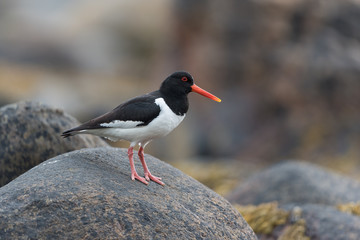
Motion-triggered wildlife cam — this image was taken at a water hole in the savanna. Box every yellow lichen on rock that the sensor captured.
[235,202,311,239]
[234,202,289,234]
[337,202,360,216]
[278,219,310,240]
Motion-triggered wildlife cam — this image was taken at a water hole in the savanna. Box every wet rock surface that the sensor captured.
[227,161,360,205]
[0,147,256,240]
[0,101,108,187]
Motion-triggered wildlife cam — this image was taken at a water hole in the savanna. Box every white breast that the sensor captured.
[151,98,185,135]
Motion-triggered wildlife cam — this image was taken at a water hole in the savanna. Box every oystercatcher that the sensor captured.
[62,71,221,185]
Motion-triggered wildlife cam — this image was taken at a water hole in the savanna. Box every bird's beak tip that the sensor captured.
[191,84,221,103]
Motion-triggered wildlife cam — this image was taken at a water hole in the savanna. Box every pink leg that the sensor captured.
[128,147,148,185]
[138,147,165,185]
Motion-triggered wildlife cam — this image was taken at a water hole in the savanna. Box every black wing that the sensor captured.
[62,91,161,137]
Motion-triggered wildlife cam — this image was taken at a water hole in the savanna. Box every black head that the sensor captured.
[160,71,221,103]
[160,71,194,97]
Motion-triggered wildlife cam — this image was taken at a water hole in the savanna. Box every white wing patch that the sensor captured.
[100,120,144,128]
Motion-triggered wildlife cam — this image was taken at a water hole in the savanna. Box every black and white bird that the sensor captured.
[62,71,221,185]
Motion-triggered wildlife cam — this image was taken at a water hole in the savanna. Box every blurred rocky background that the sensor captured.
[1,0,360,195]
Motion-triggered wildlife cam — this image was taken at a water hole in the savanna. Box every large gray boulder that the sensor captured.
[228,161,360,239]
[286,204,360,240]
[245,203,360,240]
[227,161,360,205]
[0,147,256,239]
[0,101,108,186]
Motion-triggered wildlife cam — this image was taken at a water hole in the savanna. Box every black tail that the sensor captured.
[62,122,93,138]
[61,129,76,138]
[61,126,84,138]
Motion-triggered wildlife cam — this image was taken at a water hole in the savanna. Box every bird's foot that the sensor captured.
[131,172,149,185]
[145,172,165,186]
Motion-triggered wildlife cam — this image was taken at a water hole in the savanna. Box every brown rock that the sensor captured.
[0,147,256,239]
[0,101,108,187]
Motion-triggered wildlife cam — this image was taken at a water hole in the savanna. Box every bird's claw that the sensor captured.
[145,172,165,186]
[131,173,149,185]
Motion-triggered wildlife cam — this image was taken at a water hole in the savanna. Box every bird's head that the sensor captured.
[160,71,221,102]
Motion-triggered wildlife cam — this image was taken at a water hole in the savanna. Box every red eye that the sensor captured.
[181,77,188,82]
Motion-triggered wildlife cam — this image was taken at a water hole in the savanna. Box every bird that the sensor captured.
[62,71,221,185]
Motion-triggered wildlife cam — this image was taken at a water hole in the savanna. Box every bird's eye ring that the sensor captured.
[181,77,188,82]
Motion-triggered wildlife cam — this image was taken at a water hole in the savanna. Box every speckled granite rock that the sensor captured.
[0,147,256,240]
[227,161,360,205]
[0,101,108,187]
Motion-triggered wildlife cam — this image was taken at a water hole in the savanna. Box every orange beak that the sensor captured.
[191,84,221,102]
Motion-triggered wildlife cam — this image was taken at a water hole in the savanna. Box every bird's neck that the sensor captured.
[160,91,189,116]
